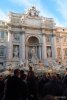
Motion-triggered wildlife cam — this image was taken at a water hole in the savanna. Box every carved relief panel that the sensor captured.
[46,36,51,42]
[13,33,20,41]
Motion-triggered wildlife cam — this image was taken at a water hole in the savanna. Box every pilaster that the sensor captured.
[60,36,64,61]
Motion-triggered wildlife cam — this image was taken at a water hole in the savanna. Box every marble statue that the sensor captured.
[31,47,38,64]
[13,46,19,57]
[47,47,52,57]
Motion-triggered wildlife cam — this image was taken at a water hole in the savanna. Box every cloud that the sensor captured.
[56,0,67,20]
[36,4,63,27]
[0,9,6,20]
[9,0,34,6]
[52,0,67,27]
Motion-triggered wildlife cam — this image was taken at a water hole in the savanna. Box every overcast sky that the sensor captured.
[0,0,67,27]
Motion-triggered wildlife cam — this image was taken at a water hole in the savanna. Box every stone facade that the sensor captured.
[0,6,67,68]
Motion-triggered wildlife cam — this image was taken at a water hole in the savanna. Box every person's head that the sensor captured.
[14,69,20,77]
[29,66,32,71]
[42,95,58,100]
[20,70,24,76]
[0,75,3,81]
[20,70,25,79]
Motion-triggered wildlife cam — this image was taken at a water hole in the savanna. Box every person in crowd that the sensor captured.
[0,75,5,100]
[1,67,67,100]
[43,75,63,96]
[63,88,67,100]
[27,66,38,100]
[28,66,34,77]
[4,69,22,100]
[20,70,28,100]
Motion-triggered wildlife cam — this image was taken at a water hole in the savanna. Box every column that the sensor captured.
[51,34,56,60]
[7,31,13,60]
[42,34,47,61]
[21,32,25,61]
[39,45,42,59]
[25,46,28,60]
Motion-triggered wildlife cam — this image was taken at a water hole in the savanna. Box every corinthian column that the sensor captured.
[39,45,42,59]
[21,32,25,61]
[7,31,12,60]
[51,34,56,59]
[42,34,47,61]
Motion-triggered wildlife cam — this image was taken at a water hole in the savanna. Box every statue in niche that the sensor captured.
[31,47,38,64]
[13,46,19,57]
[47,47,52,57]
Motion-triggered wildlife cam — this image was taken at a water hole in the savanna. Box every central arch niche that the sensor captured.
[28,36,39,45]
[27,36,40,60]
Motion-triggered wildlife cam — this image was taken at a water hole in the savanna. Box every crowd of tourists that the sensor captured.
[0,66,67,100]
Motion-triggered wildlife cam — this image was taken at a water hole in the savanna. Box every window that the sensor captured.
[1,31,4,38]
[0,62,3,66]
[63,29,64,31]
[0,47,4,56]
[0,31,4,38]
[0,31,8,38]
[64,48,67,56]
[64,37,67,42]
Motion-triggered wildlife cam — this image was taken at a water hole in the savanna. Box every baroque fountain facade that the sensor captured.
[0,6,67,72]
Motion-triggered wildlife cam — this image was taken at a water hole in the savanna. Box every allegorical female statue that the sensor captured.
[13,46,19,57]
[47,47,52,57]
[31,47,38,64]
